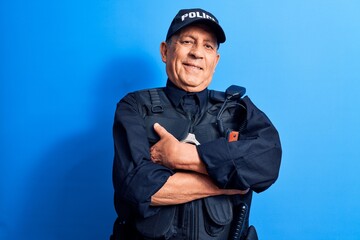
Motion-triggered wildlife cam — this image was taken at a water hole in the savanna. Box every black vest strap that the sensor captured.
[149,89,164,113]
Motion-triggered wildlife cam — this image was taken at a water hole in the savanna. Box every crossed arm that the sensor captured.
[149,123,248,206]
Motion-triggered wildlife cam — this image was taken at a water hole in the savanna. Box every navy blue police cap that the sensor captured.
[166,8,226,44]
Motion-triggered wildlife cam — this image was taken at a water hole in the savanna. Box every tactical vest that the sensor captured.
[131,86,253,240]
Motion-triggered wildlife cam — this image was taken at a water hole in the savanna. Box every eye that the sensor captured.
[180,40,194,45]
[205,44,214,50]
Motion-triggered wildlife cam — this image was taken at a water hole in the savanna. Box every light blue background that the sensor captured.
[1,1,359,239]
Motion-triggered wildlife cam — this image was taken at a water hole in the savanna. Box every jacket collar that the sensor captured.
[164,80,208,111]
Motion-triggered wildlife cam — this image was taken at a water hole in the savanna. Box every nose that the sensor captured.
[189,44,204,59]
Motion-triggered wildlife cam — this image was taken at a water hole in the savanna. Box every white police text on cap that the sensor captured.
[181,11,216,22]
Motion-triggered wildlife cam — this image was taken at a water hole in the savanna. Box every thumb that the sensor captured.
[153,123,169,138]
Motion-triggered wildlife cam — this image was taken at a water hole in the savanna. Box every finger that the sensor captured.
[150,146,156,157]
[153,123,169,138]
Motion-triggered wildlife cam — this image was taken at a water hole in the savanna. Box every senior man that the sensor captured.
[110,8,282,240]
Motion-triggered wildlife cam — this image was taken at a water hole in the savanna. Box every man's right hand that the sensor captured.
[150,123,207,174]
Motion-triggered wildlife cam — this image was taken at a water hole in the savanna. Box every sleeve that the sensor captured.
[112,93,174,218]
[197,96,282,193]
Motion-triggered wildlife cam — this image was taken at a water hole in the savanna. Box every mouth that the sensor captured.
[183,62,203,71]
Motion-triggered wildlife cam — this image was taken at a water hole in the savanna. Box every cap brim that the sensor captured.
[196,19,226,43]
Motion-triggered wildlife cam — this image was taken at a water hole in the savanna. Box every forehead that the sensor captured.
[177,24,217,42]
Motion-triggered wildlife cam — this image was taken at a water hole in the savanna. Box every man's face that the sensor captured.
[160,24,220,92]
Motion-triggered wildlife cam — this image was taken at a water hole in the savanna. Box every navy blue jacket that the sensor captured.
[112,81,282,219]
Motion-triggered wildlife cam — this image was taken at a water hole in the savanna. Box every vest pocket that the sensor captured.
[203,195,233,237]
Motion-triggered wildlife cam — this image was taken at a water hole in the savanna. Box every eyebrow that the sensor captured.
[180,34,217,45]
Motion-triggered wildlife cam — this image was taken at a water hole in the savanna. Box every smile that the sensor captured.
[183,63,203,70]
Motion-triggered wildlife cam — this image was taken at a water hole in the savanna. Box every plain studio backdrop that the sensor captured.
[1,1,359,239]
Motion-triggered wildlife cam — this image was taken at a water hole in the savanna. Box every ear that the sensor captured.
[160,42,168,63]
[215,53,220,66]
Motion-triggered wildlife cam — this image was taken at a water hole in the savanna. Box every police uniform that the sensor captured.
[110,8,282,240]
[111,80,282,239]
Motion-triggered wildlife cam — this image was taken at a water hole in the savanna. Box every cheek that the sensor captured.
[173,59,184,74]
[206,61,218,74]
[166,57,181,79]
[209,54,219,68]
